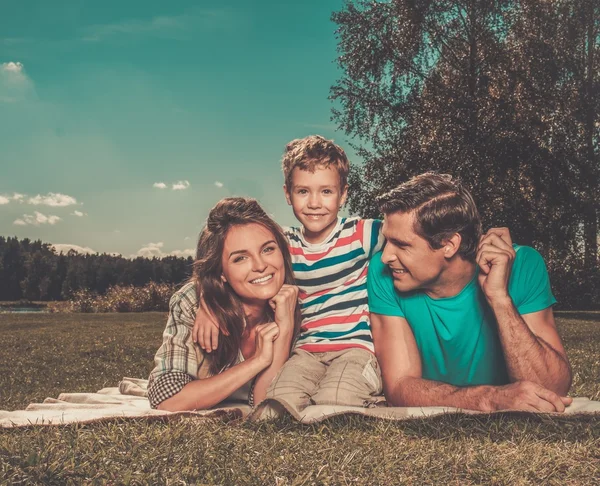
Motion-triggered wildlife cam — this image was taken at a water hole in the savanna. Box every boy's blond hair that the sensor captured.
[281,135,349,189]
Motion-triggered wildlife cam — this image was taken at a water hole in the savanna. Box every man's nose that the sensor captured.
[381,243,396,264]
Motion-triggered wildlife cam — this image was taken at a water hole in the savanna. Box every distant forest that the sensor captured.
[0,236,193,301]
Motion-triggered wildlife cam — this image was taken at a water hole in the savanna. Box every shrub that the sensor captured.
[54,282,177,313]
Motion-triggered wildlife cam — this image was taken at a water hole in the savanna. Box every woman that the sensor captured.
[148,197,300,411]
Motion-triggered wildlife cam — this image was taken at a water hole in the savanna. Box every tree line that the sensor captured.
[331,0,599,309]
[0,236,193,302]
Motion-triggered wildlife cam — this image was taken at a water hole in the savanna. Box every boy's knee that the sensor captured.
[312,351,383,407]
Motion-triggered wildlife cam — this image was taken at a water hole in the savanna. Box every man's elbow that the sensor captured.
[383,377,415,407]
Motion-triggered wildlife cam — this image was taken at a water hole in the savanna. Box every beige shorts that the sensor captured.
[266,347,383,412]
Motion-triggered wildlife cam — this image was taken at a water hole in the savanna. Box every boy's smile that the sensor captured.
[284,165,348,245]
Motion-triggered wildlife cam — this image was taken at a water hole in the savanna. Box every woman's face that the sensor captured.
[221,223,286,306]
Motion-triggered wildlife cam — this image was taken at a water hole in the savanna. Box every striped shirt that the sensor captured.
[285,217,384,353]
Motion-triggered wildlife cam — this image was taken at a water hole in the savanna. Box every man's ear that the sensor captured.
[340,184,349,207]
[443,233,462,259]
[283,184,292,205]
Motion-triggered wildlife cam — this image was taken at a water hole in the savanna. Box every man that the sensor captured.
[368,173,572,412]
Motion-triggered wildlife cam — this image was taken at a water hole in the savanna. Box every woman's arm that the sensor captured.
[157,353,269,411]
[251,284,298,404]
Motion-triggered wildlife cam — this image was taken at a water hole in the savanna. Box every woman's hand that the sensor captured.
[268,284,299,335]
[253,322,280,368]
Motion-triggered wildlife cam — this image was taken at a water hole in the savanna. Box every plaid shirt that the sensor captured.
[147,282,213,408]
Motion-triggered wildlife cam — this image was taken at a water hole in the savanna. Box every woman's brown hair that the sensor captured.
[193,197,300,374]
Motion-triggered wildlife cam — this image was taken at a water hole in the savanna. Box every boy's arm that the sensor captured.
[371,313,571,412]
[192,297,221,352]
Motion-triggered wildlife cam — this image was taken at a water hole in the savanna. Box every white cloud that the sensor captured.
[214,181,224,188]
[153,182,167,189]
[172,180,190,190]
[131,242,195,259]
[52,243,97,255]
[0,195,9,205]
[1,62,24,74]
[71,210,86,217]
[12,193,25,202]
[13,211,61,226]
[0,61,35,103]
[28,192,78,207]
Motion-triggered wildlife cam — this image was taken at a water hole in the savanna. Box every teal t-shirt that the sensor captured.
[367,245,557,387]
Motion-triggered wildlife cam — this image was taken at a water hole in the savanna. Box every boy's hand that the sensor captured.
[192,297,221,352]
[269,284,298,335]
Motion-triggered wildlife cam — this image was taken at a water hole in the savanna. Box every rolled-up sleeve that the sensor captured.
[147,283,205,409]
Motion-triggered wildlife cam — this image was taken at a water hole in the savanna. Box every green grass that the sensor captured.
[1,312,599,485]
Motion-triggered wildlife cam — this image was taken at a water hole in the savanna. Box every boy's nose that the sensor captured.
[307,193,321,208]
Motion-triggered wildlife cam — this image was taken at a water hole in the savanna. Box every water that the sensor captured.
[0,307,48,314]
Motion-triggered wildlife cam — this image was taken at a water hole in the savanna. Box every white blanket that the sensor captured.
[2,378,599,428]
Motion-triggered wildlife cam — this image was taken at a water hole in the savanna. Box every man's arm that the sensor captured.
[489,303,572,395]
[370,313,571,412]
[477,229,572,395]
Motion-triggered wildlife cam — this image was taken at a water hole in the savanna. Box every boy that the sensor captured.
[194,135,384,412]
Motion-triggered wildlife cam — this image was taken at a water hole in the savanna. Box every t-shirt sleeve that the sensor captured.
[509,245,557,315]
[367,250,406,317]
[362,219,385,257]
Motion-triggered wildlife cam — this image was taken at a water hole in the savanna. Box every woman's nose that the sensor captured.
[252,255,268,272]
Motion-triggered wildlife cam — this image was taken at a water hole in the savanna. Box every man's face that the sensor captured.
[381,211,447,293]
[284,165,347,244]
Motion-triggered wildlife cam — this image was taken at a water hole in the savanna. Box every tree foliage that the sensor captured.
[0,236,193,302]
[332,0,599,308]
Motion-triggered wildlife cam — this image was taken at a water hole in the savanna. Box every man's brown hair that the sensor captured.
[281,135,349,189]
[377,173,482,261]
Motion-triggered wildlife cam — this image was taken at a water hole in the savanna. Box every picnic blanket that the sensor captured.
[2,378,600,428]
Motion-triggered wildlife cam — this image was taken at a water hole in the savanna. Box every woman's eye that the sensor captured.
[233,256,247,263]
[263,246,276,254]
[297,189,308,195]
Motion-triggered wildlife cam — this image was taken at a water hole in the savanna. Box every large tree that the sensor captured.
[331,0,599,279]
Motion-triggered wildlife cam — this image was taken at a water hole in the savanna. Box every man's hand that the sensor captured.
[192,298,221,352]
[268,284,298,335]
[483,380,572,412]
[477,227,516,304]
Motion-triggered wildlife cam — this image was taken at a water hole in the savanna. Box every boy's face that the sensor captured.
[284,165,348,244]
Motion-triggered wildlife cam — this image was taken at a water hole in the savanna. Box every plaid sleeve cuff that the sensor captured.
[148,371,194,409]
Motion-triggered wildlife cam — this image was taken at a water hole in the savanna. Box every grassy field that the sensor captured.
[0,312,599,485]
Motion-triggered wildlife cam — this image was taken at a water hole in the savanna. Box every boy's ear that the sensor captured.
[283,184,292,205]
[340,184,349,207]
[443,233,461,259]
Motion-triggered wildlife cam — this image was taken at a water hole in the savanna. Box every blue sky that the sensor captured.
[0,0,356,258]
